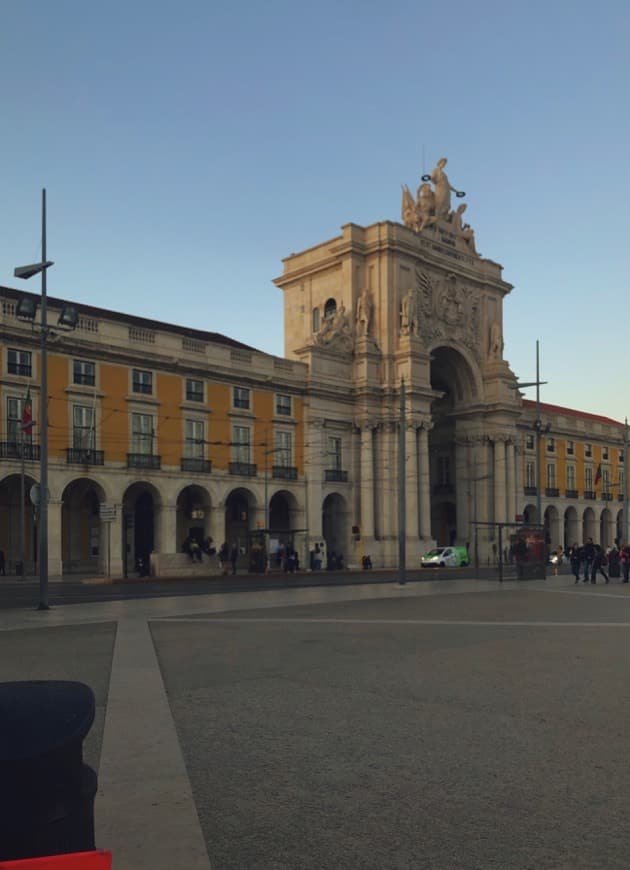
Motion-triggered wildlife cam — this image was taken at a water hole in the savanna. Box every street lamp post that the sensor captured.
[14,190,77,610]
[14,190,54,610]
[513,340,549,526]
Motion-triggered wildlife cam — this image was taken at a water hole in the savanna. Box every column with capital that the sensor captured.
[418,423,432,541]
[156,504,177,555]
[405,423,419,541]
[493,437,506,526]
[48,499,63,576]
[377,421,396,546]
[307,417,325,545]
[506,440,516,524]
[360,423,375,540]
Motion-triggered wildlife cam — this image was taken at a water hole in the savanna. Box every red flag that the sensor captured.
[21,387,33,432]
[594,463,602,486]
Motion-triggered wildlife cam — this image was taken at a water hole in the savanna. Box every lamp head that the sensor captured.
[15,297,39,321]
[57,304,79,330]
[14,261,54,280]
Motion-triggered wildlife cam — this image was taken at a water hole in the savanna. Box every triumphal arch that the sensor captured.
[275,158,522,567]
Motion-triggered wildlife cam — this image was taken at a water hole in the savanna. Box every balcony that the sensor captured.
[325,469,348,483]
[66,448,104,466]
[180,457,212,473]
[229,461,257,476]
[584,490,596,500]
[0,441,40,461]
[524,485,537,496]
[127,453,161,470]
[272,465,297,480]
[601,492,613,501]
[545,487,559,498]
[565,489,578,498]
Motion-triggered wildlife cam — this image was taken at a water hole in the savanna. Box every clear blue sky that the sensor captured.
[1,0,628,419]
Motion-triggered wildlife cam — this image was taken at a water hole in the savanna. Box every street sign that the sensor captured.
[100,504,117,522]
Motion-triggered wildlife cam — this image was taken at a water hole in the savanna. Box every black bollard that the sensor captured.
[0,680,98,861]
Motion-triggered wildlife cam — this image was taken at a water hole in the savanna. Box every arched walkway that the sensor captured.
[544,505,560,551]
[61,477,107,574]
[600,508,614,549]
[224,488,257,569]
[176,485,211,549]
[582,507,596,544]
[564,506,579,550]
[122,482,163,577]
[0,472,38,575]
[322,492,349,569]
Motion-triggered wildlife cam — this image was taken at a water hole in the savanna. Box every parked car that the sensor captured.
[421,546,469,568]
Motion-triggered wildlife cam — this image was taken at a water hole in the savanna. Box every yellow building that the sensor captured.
[0,286,306,576]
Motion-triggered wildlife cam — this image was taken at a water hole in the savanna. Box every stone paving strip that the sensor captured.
[96,617,212,870]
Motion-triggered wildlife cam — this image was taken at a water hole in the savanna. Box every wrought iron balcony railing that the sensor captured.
[181,457,212,473]
[229,461,257,476]
[0,441,40,461]
[565,489,578,498]
[127,453,161,469]
[66,448,104,466]
[584,490,596,500]
[324,469,348,482]
[524,485,537,496]
[545,487,559,497]
[272,465,297,480]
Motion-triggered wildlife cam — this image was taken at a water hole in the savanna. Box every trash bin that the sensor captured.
[0,681,98,861]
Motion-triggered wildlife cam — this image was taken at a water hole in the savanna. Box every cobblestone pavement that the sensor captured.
[2,577,630,869]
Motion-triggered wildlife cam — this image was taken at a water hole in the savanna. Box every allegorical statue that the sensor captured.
[400,288,418,336]
[400,156,478,256]
[356,288,373,338]
[489,321,503,359]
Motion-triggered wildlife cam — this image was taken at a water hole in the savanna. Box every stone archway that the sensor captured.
[429,344,482,547]
[564,506,579,550]
[600,508,613,549]
[61,477,107,574]
[322,492,349,568]
[224,488,257,568]
[616,509,624,546]
[122,482,162,577]
[176,485,211,549]
[0,472,38,575]
[544,505,560,550]
[522,503,537,525]
[582,507,596,544]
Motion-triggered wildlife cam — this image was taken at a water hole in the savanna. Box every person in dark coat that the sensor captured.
[569,543,581,585]
[591,544,609,584]
[620,543,630,583]
[230,544,238,575]
[583,538,596,583]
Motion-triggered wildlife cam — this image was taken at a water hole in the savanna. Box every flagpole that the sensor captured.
[19,427,25,579]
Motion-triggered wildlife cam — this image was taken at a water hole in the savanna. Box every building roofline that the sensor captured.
[0,284,257,352]
[523,398,623,428]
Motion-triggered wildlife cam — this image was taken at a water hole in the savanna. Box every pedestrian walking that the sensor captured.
[219,542,229,575]
[620,543,630,583]
[590,544,609,584]
[569,543,581,584]
[230,544,238,575]
[583,537,596,583]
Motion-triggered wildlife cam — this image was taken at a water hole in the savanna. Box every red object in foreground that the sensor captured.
[0,851,111,869]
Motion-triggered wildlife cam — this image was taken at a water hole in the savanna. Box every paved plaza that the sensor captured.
[2,577,630,869]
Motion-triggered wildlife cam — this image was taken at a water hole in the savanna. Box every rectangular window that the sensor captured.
[567,465,576,489]
[274,430,292,466]
[132,369,153,395]
[526,462,535,487]
[8,349,32,377]
[546,463,556,488]
[603,446,609,460]
[620,450,625,464]
[131,413,153,454]
[233,426,250,463]
[6,396,31,444]
[275,394,292,416]
[567,440,574,456]
[184,419,204,459]
[585,466,593,490]
[585,443,592,458]
[233,387,250,410]
[438,455,451,486]
[546,437,555,453]
[328,436,342,471]
[525,434,534,450]
[602,468,610,492]
[185,378,203,403]
[73,359,95,386]
[73,405,95,450]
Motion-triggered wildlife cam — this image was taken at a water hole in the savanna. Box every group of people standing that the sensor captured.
[567,538,630,585]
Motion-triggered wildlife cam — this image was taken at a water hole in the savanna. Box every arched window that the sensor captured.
[324,298,337,320]
[312,307,320,333]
